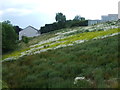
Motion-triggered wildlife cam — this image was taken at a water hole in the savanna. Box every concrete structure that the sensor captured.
[19,26,40,40]
[101,14,118,22]
[101,15,109,22]
[88,14,118,25]
[88,20,101,26]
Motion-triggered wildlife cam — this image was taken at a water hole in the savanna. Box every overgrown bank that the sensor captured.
[2,35,119,88]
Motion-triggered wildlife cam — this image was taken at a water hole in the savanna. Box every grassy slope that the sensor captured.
[2,28,119,60]
[2,34,119,88]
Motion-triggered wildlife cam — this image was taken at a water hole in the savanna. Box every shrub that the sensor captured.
[98,29,104,31]
[22,36,29,43]
[85,29,89,32]
[57,79,73,88]
[92,68,104,84]
[75,80,92,88]
[40,20,88,34]
[24,74,37,82]
[47,77,64,88]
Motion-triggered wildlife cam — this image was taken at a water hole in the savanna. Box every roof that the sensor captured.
[23,26,39,31]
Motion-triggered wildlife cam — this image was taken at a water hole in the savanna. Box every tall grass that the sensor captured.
[2,35,119,88]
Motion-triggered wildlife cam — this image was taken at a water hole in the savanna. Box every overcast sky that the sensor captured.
[0,0,119,29]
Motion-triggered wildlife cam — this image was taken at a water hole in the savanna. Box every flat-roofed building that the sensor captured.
[88,20,101,26]
[101,14,118,22]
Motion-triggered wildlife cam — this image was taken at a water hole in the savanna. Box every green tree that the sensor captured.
[73,15,81,21]
[55,12,66,22]
[2,21,18,53]
[81,17,85,21]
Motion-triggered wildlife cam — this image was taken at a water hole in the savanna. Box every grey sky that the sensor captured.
[0,0,119,29]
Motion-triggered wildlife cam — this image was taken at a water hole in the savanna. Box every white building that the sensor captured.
[108,14,118,21]
[88,14,118,25]
[101,15,109,22]
[88,20,101,26]
[101,14,118,22]
[19,26,40,40]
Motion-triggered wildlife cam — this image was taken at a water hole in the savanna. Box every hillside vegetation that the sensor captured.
[2,21,120,88]
[2,35,119,88]
[2,21,119,61]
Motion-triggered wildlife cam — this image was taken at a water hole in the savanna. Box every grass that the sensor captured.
[59,28,119,41]
[2,28,120,61]
[2,34,119,88]
[2,48,31,60]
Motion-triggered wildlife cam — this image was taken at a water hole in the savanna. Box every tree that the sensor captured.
[81,17,85,21]
[13,26,22,40]
[73,15,81,21]
[13,26,22,35]
[55,12,66,22]
[2,21,18,53]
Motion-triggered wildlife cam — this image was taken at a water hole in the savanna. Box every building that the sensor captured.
[19,26,40,40]
[101,15,109,22]
[108,14,118,21]
[88,20,101,26]
[101,14,118,22]
[88,14,118,25]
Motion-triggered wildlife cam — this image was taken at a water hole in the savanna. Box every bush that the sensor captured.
[22,36,29,43]
[40,22,66,34]
[70,20,88,27]
[85,29,89,32]
[40,20,88,34]
[98,29,103,31]
[92,68,104,86]
[75,80,92,88]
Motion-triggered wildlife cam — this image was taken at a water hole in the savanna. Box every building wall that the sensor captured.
[88,20,100,26]
[19,26,40,40]
[108,14,118,21]
[101,14,118,22]
[101,16,109,22]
